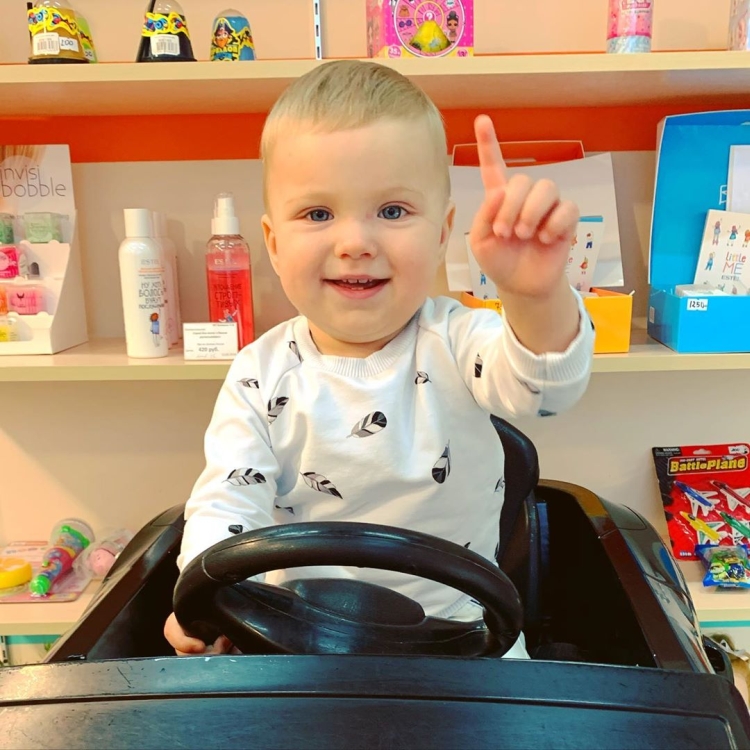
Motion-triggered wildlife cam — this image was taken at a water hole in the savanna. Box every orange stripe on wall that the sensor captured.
[2,98,749,162]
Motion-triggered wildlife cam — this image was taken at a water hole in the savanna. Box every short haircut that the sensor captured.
[261,60,449,204]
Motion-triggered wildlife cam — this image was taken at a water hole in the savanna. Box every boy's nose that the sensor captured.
[334,222,377,259]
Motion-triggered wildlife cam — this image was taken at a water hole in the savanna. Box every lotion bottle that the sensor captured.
[152,211,181,347]
[119,208,168,359]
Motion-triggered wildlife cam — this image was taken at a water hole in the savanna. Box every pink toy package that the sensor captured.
[367,0,474,59]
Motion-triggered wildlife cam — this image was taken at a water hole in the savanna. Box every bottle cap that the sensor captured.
[123,208,153,239]
[29,573,51,596]
[212,192,240,236]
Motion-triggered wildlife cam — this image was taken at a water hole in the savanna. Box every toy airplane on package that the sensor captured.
[652,443,750,561]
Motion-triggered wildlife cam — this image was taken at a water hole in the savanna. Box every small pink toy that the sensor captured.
[367,0,473,59]
[79,529,134,578]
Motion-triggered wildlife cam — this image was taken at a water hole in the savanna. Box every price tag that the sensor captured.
[686,298,709,312]
[183,323,239,360]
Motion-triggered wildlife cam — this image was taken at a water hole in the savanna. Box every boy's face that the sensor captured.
[262,117,454,357]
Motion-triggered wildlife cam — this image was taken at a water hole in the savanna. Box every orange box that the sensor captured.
[460,288,633,354]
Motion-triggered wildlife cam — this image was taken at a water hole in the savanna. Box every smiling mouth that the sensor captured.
[326,277,389,290]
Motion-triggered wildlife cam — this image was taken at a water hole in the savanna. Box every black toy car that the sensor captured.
[1,419,748,749]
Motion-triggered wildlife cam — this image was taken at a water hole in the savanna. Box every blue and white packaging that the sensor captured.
[648,110,750,353]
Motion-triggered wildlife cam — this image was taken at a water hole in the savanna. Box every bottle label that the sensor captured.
[210,16,256,61]
[28,6,86,61]
[608,0,653,39]
[142,12,192,39]
[151,35,180,57]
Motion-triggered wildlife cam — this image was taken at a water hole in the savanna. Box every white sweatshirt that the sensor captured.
[178,295,594,618]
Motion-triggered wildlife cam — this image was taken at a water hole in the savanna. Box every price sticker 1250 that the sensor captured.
[686,298,709,312]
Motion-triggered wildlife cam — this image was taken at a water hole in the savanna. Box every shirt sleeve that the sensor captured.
[446,291,595,419]
[177,351,281,572]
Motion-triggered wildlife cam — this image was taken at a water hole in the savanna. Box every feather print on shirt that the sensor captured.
[301,472,343,499]
[495,476,505,493]
[238,378,259,389]
[415,371,430,385]
[474,355,483,378]
[274,504,295,515]
[348,411,387,438]
[288,340,302,362]
[267,397,289,424]
[225,469,267,486]
[432,442,451,484]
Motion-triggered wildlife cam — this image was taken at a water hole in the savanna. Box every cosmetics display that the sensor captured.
[0,145,87,355]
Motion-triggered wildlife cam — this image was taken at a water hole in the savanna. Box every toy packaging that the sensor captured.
[367,0,474,59]
[693,209,750,295]
[697,544,750,588]
[653,443,750,561]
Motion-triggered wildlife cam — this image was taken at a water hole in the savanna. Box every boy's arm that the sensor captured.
[446,291,593,419]
[177,353,282,572]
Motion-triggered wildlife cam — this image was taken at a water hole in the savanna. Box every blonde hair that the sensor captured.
[261,60,449,203]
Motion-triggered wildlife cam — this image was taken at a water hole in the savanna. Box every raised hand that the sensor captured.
[468,115,579,300]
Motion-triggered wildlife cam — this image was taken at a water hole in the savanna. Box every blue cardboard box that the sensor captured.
[649,110,750,353]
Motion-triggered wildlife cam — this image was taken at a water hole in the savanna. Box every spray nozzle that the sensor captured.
[212,192,240,236]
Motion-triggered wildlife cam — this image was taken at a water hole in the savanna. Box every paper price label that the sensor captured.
[686,298,709,312]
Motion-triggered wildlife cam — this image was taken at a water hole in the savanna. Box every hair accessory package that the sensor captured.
[0,145,88,355]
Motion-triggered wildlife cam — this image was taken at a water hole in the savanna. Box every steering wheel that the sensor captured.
[173,523,524,657]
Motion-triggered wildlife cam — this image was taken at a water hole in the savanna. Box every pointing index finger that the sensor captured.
[474,115,507,192]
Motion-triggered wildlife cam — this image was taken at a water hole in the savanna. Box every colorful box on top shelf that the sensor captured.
[367,0,473,58]
[649,111,750,353]
[460,289,633,354]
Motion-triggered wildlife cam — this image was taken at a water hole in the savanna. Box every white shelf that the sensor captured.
[0,328,750,383]
[2,52,750,116]
[0,325,749,382]
[0,339,230,382]
[0,582,98,637]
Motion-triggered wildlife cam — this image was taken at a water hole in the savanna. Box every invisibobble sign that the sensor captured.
[210,10,256,61]
[136,0,196,62]
[27,2,87,64]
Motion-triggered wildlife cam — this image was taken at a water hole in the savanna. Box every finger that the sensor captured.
[471,187,505,239]
[515,179,560,240]
[538,200,580,245]
[164,613,207,654]
[474,115,507,192]
[495,174,533,238]
[210,636,235,654]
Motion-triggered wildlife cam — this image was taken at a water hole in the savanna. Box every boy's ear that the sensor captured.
[438,200,456,262]
[261,214,280,276]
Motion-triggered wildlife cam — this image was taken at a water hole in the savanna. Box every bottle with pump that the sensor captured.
[118,209,168,359]
[206,193,254,349]
[152,212,181,347]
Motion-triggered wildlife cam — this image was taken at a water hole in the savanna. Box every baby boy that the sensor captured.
[165,60,594,657]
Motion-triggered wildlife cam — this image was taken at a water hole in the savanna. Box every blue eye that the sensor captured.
[307,209,332,222]
[379,205,406,220]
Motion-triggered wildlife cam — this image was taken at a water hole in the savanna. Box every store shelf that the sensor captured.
[0,582,98,637]
[0,324,749,382]
[2,51,750,117]
[0,339,230,382]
